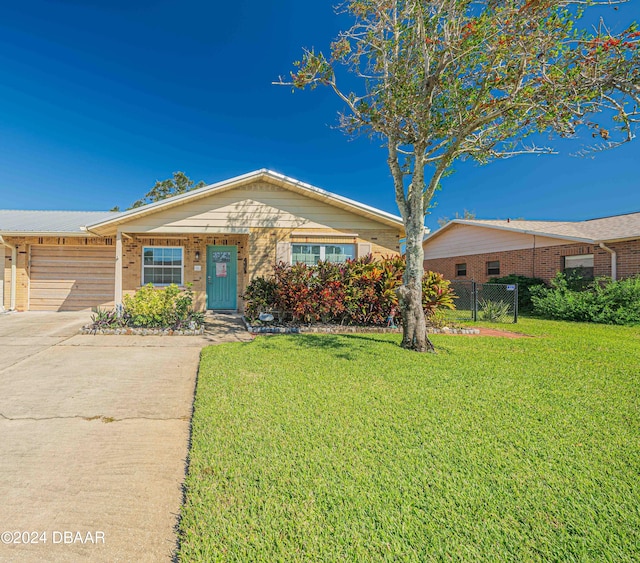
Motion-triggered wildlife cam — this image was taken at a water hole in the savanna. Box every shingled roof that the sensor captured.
[427,211,640,244]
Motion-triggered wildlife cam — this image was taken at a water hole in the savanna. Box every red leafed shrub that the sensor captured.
[243,255,456,325]
[272,262,347,323]
[422,270,456,315]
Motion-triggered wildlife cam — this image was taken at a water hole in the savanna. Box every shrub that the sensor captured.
[530,273,640,325]
[479,299,512,322]
[342,256,402,325]
[123,284,181,327]
[90,284,204,330]
[90,307,125,329]
[243,256,456,326]
[269,262,347,324]
[243,277,278,321]
[423,270,456,315]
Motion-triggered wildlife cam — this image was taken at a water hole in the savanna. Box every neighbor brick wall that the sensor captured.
[424,239,640,283]
[611,239,640,279]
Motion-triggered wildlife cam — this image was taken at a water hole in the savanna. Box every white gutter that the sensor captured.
[598,242,617,281]
[0,236,17,311]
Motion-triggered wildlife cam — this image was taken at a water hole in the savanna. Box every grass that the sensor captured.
[177,318,640,562]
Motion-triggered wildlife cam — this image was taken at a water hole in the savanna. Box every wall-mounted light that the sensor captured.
[195,251,200,262]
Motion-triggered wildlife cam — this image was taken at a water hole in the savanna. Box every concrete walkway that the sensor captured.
[0,312,251,562]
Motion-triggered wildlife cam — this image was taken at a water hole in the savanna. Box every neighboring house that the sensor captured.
[1,170,404,312]
[423,212,640,284]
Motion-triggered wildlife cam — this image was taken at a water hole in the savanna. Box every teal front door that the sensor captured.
[206,245,238,310]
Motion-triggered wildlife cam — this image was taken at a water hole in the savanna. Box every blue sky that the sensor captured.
[0,0,638,231]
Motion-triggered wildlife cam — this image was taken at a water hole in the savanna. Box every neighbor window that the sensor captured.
[455,263,467,277]
[487,260,500,276]
[291,244,355,266]
[142,247,183,285]
[564,254,594,279]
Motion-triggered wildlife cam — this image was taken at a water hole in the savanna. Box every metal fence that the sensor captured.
[447,281,518,323]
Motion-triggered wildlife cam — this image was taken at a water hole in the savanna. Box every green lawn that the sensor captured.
[177,319,640,562]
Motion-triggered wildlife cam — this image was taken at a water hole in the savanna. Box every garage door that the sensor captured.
[30,245,115,311]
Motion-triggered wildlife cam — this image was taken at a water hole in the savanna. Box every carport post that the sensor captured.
[0,236,17,311]
[115,230,123,313]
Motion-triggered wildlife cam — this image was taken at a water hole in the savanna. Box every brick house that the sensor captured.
[423,212,640,284]
[1,170,404,312]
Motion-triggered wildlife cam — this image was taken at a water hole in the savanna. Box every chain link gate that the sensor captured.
[448,281,518,323]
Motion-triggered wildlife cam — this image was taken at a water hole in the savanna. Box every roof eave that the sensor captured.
[423,219,594,245]
[598,235,640,243]
[0,230,99,237]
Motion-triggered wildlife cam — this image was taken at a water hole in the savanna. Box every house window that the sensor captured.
[487,260,500,276]
[564,254,594,279]
[455,263,467,277]
[142,247,183,285]
[291,244,355,266]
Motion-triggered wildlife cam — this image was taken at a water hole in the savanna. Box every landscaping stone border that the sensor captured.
[80,326,205,336]
[242,317,479,335]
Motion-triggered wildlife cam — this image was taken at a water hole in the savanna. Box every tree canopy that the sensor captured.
[279,0,639,351]
[437,209,476,228]
[129,171,206,209]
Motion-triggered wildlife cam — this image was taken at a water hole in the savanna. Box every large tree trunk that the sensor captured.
[397,225,435,353]
[388,142,435,352]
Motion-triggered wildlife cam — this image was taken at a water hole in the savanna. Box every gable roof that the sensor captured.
[424,211,640,246]
[0,210,119,235]
[86,169,404,234]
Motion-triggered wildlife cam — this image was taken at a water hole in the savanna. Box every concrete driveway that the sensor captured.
[0,311,251,562]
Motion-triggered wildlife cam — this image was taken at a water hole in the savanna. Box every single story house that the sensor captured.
[423,211,640,284]
[1,170,404,312]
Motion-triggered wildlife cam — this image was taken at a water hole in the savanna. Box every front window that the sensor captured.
[291,244,355,266]
[142,247,183,285]
[564,254,594,279]
[455,263,467,277]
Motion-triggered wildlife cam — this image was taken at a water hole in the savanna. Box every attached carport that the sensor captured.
[0,210,119,312]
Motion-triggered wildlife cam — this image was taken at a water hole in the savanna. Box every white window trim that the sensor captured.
[141,246,185,287]
[291,243,356,265]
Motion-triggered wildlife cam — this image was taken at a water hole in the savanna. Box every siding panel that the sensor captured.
[118,184,388,233]
[424,224,572,259]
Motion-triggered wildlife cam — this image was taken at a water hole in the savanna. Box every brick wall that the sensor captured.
[122,235,248,311]
[424,239,640,283]
[613,239,640,279]
[3,227,402,312]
